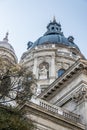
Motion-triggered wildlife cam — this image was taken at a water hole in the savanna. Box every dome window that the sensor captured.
[72,52,76,55]
[58,69,65,77]
[56,27,58,31]
[52,27,54,30]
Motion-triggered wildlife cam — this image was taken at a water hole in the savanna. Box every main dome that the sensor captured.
[27,18,80,51]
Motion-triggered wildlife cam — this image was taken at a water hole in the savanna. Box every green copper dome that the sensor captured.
[27,18,80,51]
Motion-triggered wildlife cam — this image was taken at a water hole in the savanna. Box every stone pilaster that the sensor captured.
[51,54,55,78]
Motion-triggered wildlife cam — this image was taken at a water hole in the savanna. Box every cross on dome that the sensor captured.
[3,32,9,42]
[45,17,62,36]
[53,16,56,22]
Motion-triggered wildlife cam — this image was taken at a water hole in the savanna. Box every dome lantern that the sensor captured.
[45,17,62,36]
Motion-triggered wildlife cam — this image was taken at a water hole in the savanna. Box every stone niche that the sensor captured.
[38,62,49,80]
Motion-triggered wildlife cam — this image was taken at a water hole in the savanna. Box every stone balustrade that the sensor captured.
[32,98,80,123]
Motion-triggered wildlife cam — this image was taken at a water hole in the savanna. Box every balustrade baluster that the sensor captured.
[38,100,80,123]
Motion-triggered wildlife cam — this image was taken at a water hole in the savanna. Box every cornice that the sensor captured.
[20,101,85,130]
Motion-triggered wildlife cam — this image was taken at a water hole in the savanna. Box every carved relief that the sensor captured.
[56,62,69,71]
[72,87,87,103]
[63,64,69,70]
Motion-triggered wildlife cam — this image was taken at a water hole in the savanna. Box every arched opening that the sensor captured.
[58,69,65,77]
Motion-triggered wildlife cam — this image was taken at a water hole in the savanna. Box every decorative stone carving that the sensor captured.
[68,36,74,43]
[30,83,37,96]
[27,41,33,49]
[72,87,87,103]
[63,64,69,70]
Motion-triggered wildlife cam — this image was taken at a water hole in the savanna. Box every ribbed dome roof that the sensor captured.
[0,32,15,53]
[0,41,15,52]
[0,33,18,64]
[27,18,80,51]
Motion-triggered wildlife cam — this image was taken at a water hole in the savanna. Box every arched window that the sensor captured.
[58,69,65,77]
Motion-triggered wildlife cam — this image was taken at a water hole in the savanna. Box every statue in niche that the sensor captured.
[39,62,49,79]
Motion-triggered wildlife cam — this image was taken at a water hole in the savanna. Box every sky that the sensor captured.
[0,0,87,61]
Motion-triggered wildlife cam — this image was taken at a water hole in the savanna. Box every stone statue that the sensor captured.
[39,65,48,79]
[27,41,33,49]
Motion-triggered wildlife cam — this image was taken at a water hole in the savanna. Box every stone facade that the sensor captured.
[0,19,87,130]
[20,44,84,95]
[20,19,87,129]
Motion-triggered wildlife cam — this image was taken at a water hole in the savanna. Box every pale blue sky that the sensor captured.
[0,0,87,60]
